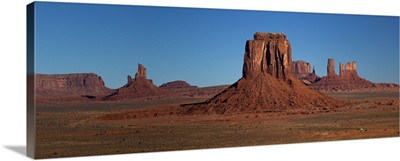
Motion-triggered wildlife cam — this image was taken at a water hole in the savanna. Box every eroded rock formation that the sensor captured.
[327,58,336,76]
[291,60,320,84]
[160,80,198,91]
[104,64,168,100]
[339,63,345,77]
[243,32,292,80]
[135,63,147,79]
[184,32,339,115]
[343,61,358,78]
[292,60,311,79]
[309,59,374,91]
[36,73,115,98]
[160,81,228,98]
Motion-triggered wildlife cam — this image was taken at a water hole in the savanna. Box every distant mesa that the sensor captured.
[292,60,310,79]
[339,61,358,78]
[160,80,198,91]
[160,80,228,98]
[292,60,320,84]
[291,58,398,91]
[184,32,339,115]
[35,62,228,102]
[307,59,390,91]
[104,63,169,101]
[36,73,115,99]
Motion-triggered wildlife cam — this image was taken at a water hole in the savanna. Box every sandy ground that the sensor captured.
[35,91,399,159]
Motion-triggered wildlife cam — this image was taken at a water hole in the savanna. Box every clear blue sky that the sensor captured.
[35,2,399,89]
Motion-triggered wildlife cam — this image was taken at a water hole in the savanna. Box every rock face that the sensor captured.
[104,64,168,100]
[341,61,358,78]
[327,58,336,76]
[36,73,114,98]
[292,60,311,79]
[243,32,292,80]
[339,63,345,77]
[135,63,147,79]
[185,32,338,115]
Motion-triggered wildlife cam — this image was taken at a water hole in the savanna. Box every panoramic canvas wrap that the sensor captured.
[27,2,399,159]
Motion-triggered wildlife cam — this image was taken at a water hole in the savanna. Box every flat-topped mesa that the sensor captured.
[339,61,358,78]
[253,32,287,41]
[135,63,147,79]
[345,61,358,77]
[243,32,292,81]
[159,80,198,91]
[327,58,336,76]
[36,73,115,98]
[292,60,311,79]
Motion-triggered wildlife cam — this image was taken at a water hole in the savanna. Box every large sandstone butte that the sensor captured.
[185,32,338,114]
[309,59,376,91]
[36,73,114,98]
[104,64,169,100]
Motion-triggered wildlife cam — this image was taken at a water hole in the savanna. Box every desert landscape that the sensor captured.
[33,32,399,158]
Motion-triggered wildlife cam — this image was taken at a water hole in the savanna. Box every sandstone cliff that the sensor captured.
[242,32,292,80]
[184,32,339,115]
[341,61,358,78]
[36,73,114,98]
[327,58,336,76]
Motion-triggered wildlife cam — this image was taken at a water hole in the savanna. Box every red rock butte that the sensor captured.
[185,32,339,115]
[104,63,169,100]
[291,58,398,91]
[309,59,377,91]
[292,60,311,79]
[292,60,320,84]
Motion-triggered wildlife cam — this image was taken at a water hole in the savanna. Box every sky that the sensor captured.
[34,2,399,89]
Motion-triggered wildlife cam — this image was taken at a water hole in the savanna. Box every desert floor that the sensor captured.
[35,91,399,159]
